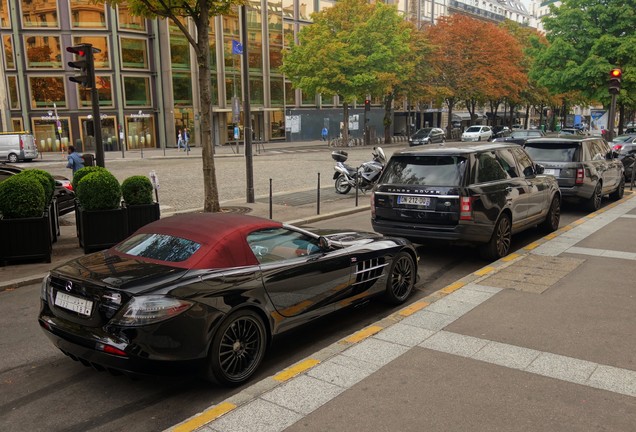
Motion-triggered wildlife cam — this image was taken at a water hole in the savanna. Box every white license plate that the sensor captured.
[398,195,431,206]
[55,292,93,317]
[544,168,559,176]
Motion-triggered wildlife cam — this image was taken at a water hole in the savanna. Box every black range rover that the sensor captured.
[371,143,561,260]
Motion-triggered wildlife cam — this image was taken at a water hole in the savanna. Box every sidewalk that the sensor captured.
[170,193,636,432]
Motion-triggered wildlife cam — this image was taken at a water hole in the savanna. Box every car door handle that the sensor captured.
[505,186,513,192]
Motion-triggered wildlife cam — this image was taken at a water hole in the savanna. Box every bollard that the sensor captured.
[355,166,359,207]
[317,173,321,215]
[269,178,273,219]
[631,160,635,191]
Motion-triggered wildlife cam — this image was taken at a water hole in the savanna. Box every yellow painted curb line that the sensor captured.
[440,281,465,294]
[274,358,321,382]
[544,233,559,240]
[172,402,237,432]
[524,242,540,251]
[474,266,495,276]
[343,325,383,344]
[399,301,429,317]
[501,253,521,262]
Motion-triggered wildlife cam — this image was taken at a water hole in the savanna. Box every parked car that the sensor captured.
[491,125,511,138]
[371,142,561,260]
[0,163,75,215]
[610,134,636,151]
[38,213,418,385]
[0,132,38,162]
[408,128,445,146]
[493,129,546,146]
[461,126,493,142]
[625,127,636,134]
[523,137,624,211]
[557,128,585,137]
[617,143,636,182]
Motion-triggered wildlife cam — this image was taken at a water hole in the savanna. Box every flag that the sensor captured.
[232,40,243,55]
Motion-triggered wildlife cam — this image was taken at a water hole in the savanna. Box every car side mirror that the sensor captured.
[318,236,332,251]
[535,164,545,175]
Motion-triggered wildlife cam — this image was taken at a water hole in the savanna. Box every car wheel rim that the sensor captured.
[218,316,263,382]
[594,184,602,209]
[496,217,511,257]
[551,199,560,228]
[390,256,414,300]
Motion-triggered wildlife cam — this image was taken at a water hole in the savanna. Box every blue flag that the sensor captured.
[232,40,243,55]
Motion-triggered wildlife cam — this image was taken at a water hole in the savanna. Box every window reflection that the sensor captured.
[3,35,14,69]
[0,0,9,28]
[173,73,193,106]
[73,36,109,68]
[7,76,19,109]
[21,0,59,28]
[123,76,151,106]
[71,0,106,28]
[25,35,62,68]
[299,1,315,21]
[170,35,190,70]
[117,4,146,31]
[32,117,71,152]
[121,37,148,69]
[116,234,201,263]
[79,75,113,108]
[29,76,66,109]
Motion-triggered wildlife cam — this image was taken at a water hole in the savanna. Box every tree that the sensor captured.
[281,0,412,143]
[101,0,245,212]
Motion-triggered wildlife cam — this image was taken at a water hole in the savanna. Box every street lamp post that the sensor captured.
[240,5,254,203]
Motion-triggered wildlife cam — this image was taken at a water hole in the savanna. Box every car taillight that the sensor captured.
[63,182,73,191]
[575,167,584,185]
[371,191,375,218]
[460,196,473,221]
[109,295,193,326]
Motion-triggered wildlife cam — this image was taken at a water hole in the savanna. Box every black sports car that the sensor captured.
[39,213,418,386]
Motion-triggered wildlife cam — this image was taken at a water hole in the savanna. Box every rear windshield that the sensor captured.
[465,126,481,133]
[412,128,433,138]
[381,155,467,186]
[524,142,579,162]
[115,233,201,262]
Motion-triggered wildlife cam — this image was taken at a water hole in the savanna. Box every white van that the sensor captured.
[0,132,39,162]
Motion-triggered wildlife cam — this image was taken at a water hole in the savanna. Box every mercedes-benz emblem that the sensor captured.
[65,281,73,292]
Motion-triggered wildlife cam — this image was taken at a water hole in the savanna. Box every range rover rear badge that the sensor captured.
[65,281,73,292]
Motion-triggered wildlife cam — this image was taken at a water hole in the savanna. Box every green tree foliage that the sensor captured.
[281,0,413,141]
[100,0,245,213]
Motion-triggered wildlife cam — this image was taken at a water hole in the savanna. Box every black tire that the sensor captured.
[610,178,624,201]
[480,214,512,261]
[335,175,351,194]
[383,251,416,304]
[206,309,267,386]
[587,182,602,212]
[539,195,560,233]
[8,153,18,163]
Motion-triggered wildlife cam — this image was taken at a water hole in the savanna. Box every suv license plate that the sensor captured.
[55,292,93,316]
[398,195,431,206]
[543,168,559,176]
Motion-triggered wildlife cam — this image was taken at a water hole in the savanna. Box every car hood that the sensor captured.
[51,250,190,294]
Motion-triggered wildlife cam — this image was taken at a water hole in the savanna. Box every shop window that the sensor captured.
[29,76,66,109]
[32,117,70,152]
[125,115,156,150]
[79,116,119,152]
[270,110,285,139]
[121,37,149,69]
[72,35,110,69]
[25,35,62,69]
[123,76,151,107]
[20,0,59,28]
[3,35,14,69]
[71,0,106,29]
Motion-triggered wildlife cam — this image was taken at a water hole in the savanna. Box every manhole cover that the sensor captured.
[220,206,252,214]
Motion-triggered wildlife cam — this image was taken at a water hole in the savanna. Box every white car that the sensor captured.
[461,126,493,142]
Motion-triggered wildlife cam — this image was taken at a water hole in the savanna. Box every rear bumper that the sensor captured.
[371,218,492,244]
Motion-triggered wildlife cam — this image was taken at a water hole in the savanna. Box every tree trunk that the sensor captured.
[384,92,393,144]
[342,102,349,142]
[446,97,455,138]
[196,9,221,212]
[524,104,530,128]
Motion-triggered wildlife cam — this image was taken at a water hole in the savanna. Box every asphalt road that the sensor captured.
[0,204,588,432]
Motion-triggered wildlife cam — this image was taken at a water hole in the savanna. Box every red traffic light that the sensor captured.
[610,68,622,78]
[67,45,87,57]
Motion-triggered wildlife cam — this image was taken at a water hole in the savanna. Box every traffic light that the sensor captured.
[67,44,94,88]
[609,68,622,95]
[364,99,370,112]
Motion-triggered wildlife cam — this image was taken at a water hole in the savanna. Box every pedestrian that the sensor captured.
[321,126,328,141]
[183,127,190,151]
[66,145,84,176]
[177,129,184,151]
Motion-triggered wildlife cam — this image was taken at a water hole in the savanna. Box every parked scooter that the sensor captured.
[332,147,386,194]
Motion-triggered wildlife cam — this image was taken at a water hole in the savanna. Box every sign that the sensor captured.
[234,126,240,139]
[149,170,159,190]
[130,113,151,119]
[285,115,301,133]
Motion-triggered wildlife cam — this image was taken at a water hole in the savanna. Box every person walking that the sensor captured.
[183,128,190,151]
[66,145,84,176]
[177,129,184,151]
[321,126,328,141]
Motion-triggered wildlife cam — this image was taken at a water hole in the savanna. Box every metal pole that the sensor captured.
[87,45,105,167]
[317,173,321,215]
[240,6,255,203]
[355,166,359,207]
[269,178,273,219]
[607,93,617,142]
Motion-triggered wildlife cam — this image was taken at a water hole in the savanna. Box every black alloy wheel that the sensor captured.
[383,252,416,304]
[587,182,603,212]
[207,310,267,386]
[480,214,512,261]
[539,195,561,233]
[610,178,625,201]
[335,174,352,194]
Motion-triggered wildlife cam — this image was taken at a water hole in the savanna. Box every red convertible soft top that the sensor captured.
[132,212,282,269]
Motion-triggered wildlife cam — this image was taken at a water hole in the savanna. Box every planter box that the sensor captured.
[126,202,160,236]
[78,206,128,254]
[0,212,52,265]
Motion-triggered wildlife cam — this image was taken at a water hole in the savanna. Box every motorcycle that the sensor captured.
[332,147,386,194]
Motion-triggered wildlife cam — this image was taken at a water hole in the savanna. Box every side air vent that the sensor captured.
[352,257,387,292]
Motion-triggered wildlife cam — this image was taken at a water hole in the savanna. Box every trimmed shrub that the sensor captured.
[122,175,154,205]
[76,170,121,211]
[72,165,108,192]
[0,175,46,218]
[17,169,56,202]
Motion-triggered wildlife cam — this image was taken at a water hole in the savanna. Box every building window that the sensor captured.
[0,0,9,28]
[170,35,190,71]
[29,76,66,109]
[117,4,146,32]
[21,0,59,28]
[24,35,62,69]
[123,75,151,107]
[298,1,315,21]
[250,77,264,105]
[282,0,294,19]
[79,75,114,108]
[12,118,23,131]
[283,21,294,47]
[70,0,106,29]
[226,76,242,106]
[301,89,315,106]
[270,76,284,106]
[285,81,295,106]
[32,117,70,152]
[7,75,19,109]
[172,72,193,106]
[120,37,149,69]
[3,35,14,69]
[72,35,110,69]
[125,116,156,149]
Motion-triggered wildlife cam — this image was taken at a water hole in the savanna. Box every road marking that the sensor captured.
[343,325,383,344]
[501,253,521,262]
[274,359,321,382]
[523,242,540,250]
[474,266,495,276]
[440,281,465,294]
[399,301,429,317]
[171,402,236,432]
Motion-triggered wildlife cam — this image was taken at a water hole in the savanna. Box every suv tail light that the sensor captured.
[575,167,584,185]
[460,196,473,221]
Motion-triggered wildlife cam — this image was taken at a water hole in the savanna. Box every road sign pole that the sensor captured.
[607,93,617,142]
